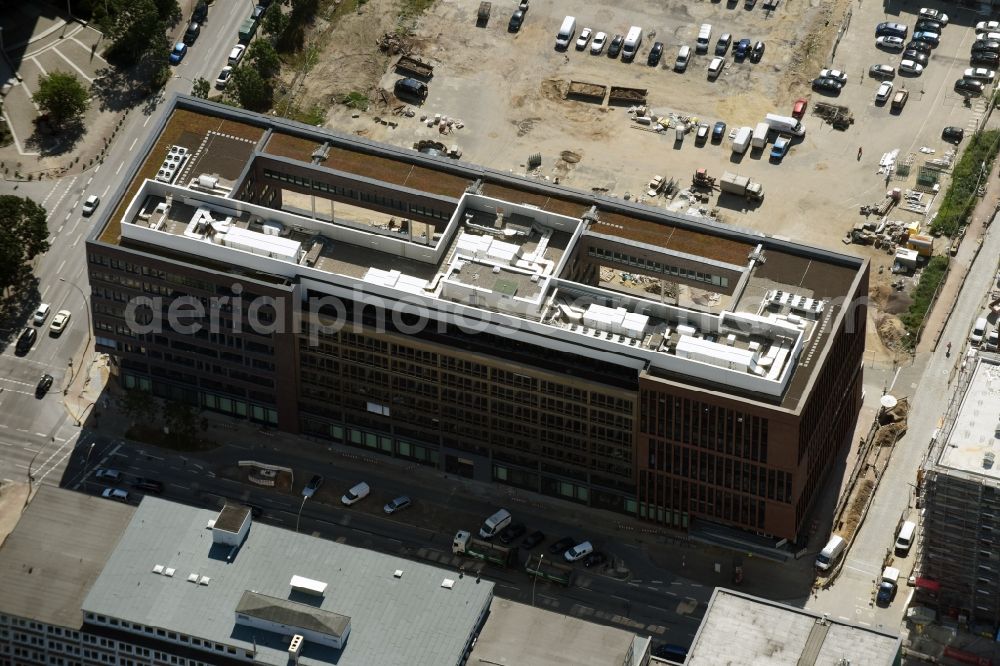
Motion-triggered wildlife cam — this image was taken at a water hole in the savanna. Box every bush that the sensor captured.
[931,129,1000,236]
[900,255,949,338]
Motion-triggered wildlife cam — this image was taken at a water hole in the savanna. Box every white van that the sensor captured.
[971,317,988,346]
[674,45,691,71]
[622,26,643,62]
[895,521,916,556]
[765,113,806,137]
[555,16,576,50]
[696,24,713,54]
[815,534,846,571]
[479,508,512,539]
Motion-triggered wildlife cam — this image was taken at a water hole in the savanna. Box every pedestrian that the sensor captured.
[857,146,863,160]
[946,341,952,356]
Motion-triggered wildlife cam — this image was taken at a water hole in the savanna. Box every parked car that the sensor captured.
[875,22,908,39]
[228,44,246,65]
[583,551,607,568]
[383,495,412,514]
[899,59,924,75]
[647,41,664,66]
[964,67,996,82]
[876,578,897,605]
[770,135,791,160]
[919,8,948,24]
[35,374,53,397]
[902,50,928,66]
[708,57,725,79]
[94,468,122,481]
[914,19,944,34]
[912,31,940,47]
[972,51,1000,66]
[734,38,751,60]
[498,522,527,544]
[695,122,710,144]
[869,64,896,79]
[791,98,808,119]
[576,28,592,50]
[49,309,71,334]
[712,120,727,142]
[906,39,932,54]
[819,68,847,84]
[252,4,267,19]
[876,36,905,50]
[608,34,624,58]
[956,78,985,94]
[812,77,843,93]
[183,21,200,45]
[548,536,576,555]
[875,80,894,103]
[33,303,50,325]
[394,77,428,102]
[302,474,324,497]
[508,9,524,32]
[81,195,101,216]
[133,478,164,494]
[715,33,732,56]
[215,66,233,89]
[590,31,607,55]
[102,488,130,502]
[521,530,545,549]
[986,329,1000,352]
[15,327,36,354]
[976,20,1000,34]
[750,40,765,63]
[942,126,965,143]
[972,39,1000,53]
[564,541,594,562]
[169,42,187,65]
[341,481,370,505]
[192,0,208,22]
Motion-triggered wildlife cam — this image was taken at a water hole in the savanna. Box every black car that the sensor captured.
[608,34,624,58]
[906,39,932,54]
[394,77,428,102]
[508,9,524,32]
[548,536,576,555]
[875,22,908,39]
[812,77,843,93]
[915,19,944,33]
[876,580,897,605]
[750,40,765,63]
[35,373,53,397]
[192,0,207,22]
[942,126,965,143]
[521,530,545,549]
[972,51,1000,66]
[252,4,267,19]
[15,327,37,354]
[734,38,751,60]
[583,551,607,568]
[647,41,664,66]
[498,522,527,544]
[133,478,164,494]
[712,121,727,142]
[902,50,929,66]
[973,39,1000,53]
[956,77,985,94]
[715,33,732,56]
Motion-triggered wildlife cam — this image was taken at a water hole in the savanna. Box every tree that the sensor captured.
[262,6,289,41]
[0,196,50,293]
[34,71,89,125]
[247,41,280,79]
[163,401,198,441]
[121,387,157,425]
[107,0,166,66]
[192,77,210,99]
[230,68,273,111]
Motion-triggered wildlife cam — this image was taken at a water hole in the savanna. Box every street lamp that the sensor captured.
[59,277,93,390]
[531,553,543,607]
[296,496,308,533]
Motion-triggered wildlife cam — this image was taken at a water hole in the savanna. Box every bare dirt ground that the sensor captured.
[291,0,991,365]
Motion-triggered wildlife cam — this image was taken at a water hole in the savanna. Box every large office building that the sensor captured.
[86,96,868,541]
[0,487,496,666]
[919,355,1000,626]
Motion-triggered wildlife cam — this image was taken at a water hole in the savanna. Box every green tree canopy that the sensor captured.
[0,196,50,292]
[192,77,210,99]
[230,68,273,111]
[106,0,167,66]
[247,41,281,79]
[34,71,89,125]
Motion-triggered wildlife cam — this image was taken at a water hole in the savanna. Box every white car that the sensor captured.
[919,8,948,24]
[564,540,594,562]
[819,68,848,84]
[341,482,370,506]
[33,303,50,325]
[965,67,996,82]
[81,195,100,216]
[576,27,592,50]
[590,31,607,55]
[95,468,122,481]
[899,59,924,75]
[49,309,71,334]
[102,488,129,502]
[876,36,904,50]
[215,66,233,89]
[875,80,894,102]
[708,57,724,79]
[976,20,999,33]
[228,44,246,65]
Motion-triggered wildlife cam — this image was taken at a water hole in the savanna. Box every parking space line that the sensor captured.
[2,108,39,156]
[70,36,109,64]
[53,47,95,83]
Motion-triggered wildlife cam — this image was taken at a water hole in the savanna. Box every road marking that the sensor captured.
[23,447,39,453]
[102,184,110,197]
[858,621,871,627]
[40,284,50,298]
[86,176,93,186]
[16,428,29,433]
[69,218,80,235]
[53,47,95,82]
[651,580,663,584]
[46,176,78,222]
[72,234,82,248]
[671,581,683,586]
[0,424,7,428]
[648,605,667,613]
[143,115,151,128]
[116,161,124,175]
[15,463,29,470]
[57,259,66,274]
[34,432,47,438]
[690,583,702,588]
[665,591,677,597]
[130,138,138,151]
[839,616,851,621]
[95,164,101,173]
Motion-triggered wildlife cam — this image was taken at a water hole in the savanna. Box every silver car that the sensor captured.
[383,495,412,514]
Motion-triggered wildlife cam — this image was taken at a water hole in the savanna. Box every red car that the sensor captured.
[792,98,808,119]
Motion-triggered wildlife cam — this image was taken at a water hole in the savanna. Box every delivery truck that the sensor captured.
[453,530,516,567]
[765,113,805,136]
[732,126,752,155]
[752,122,770,149]
[720,171,764,202]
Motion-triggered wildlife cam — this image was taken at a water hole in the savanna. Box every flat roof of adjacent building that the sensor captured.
[687,589,901,666]
[0,486,134,628]
[935,356,1000,481]
[467,597,642,666]
[82,496,493,666]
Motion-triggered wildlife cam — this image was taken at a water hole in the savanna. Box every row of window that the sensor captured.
[641,392,769,463]
[587,246,732,287]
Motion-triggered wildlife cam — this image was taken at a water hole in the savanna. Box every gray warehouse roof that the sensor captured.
[82,497,493,666]
[687,589,901,666]
[0,486,134,628]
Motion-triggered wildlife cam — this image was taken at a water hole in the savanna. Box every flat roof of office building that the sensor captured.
[687,589,901,666]
[0,486,134,628]
[935,356,1000,482]
[83,496,493,666]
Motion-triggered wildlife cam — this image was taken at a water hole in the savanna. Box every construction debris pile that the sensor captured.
[376,32,411,55]
[812,102,854,130]
[629,107,701,134]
